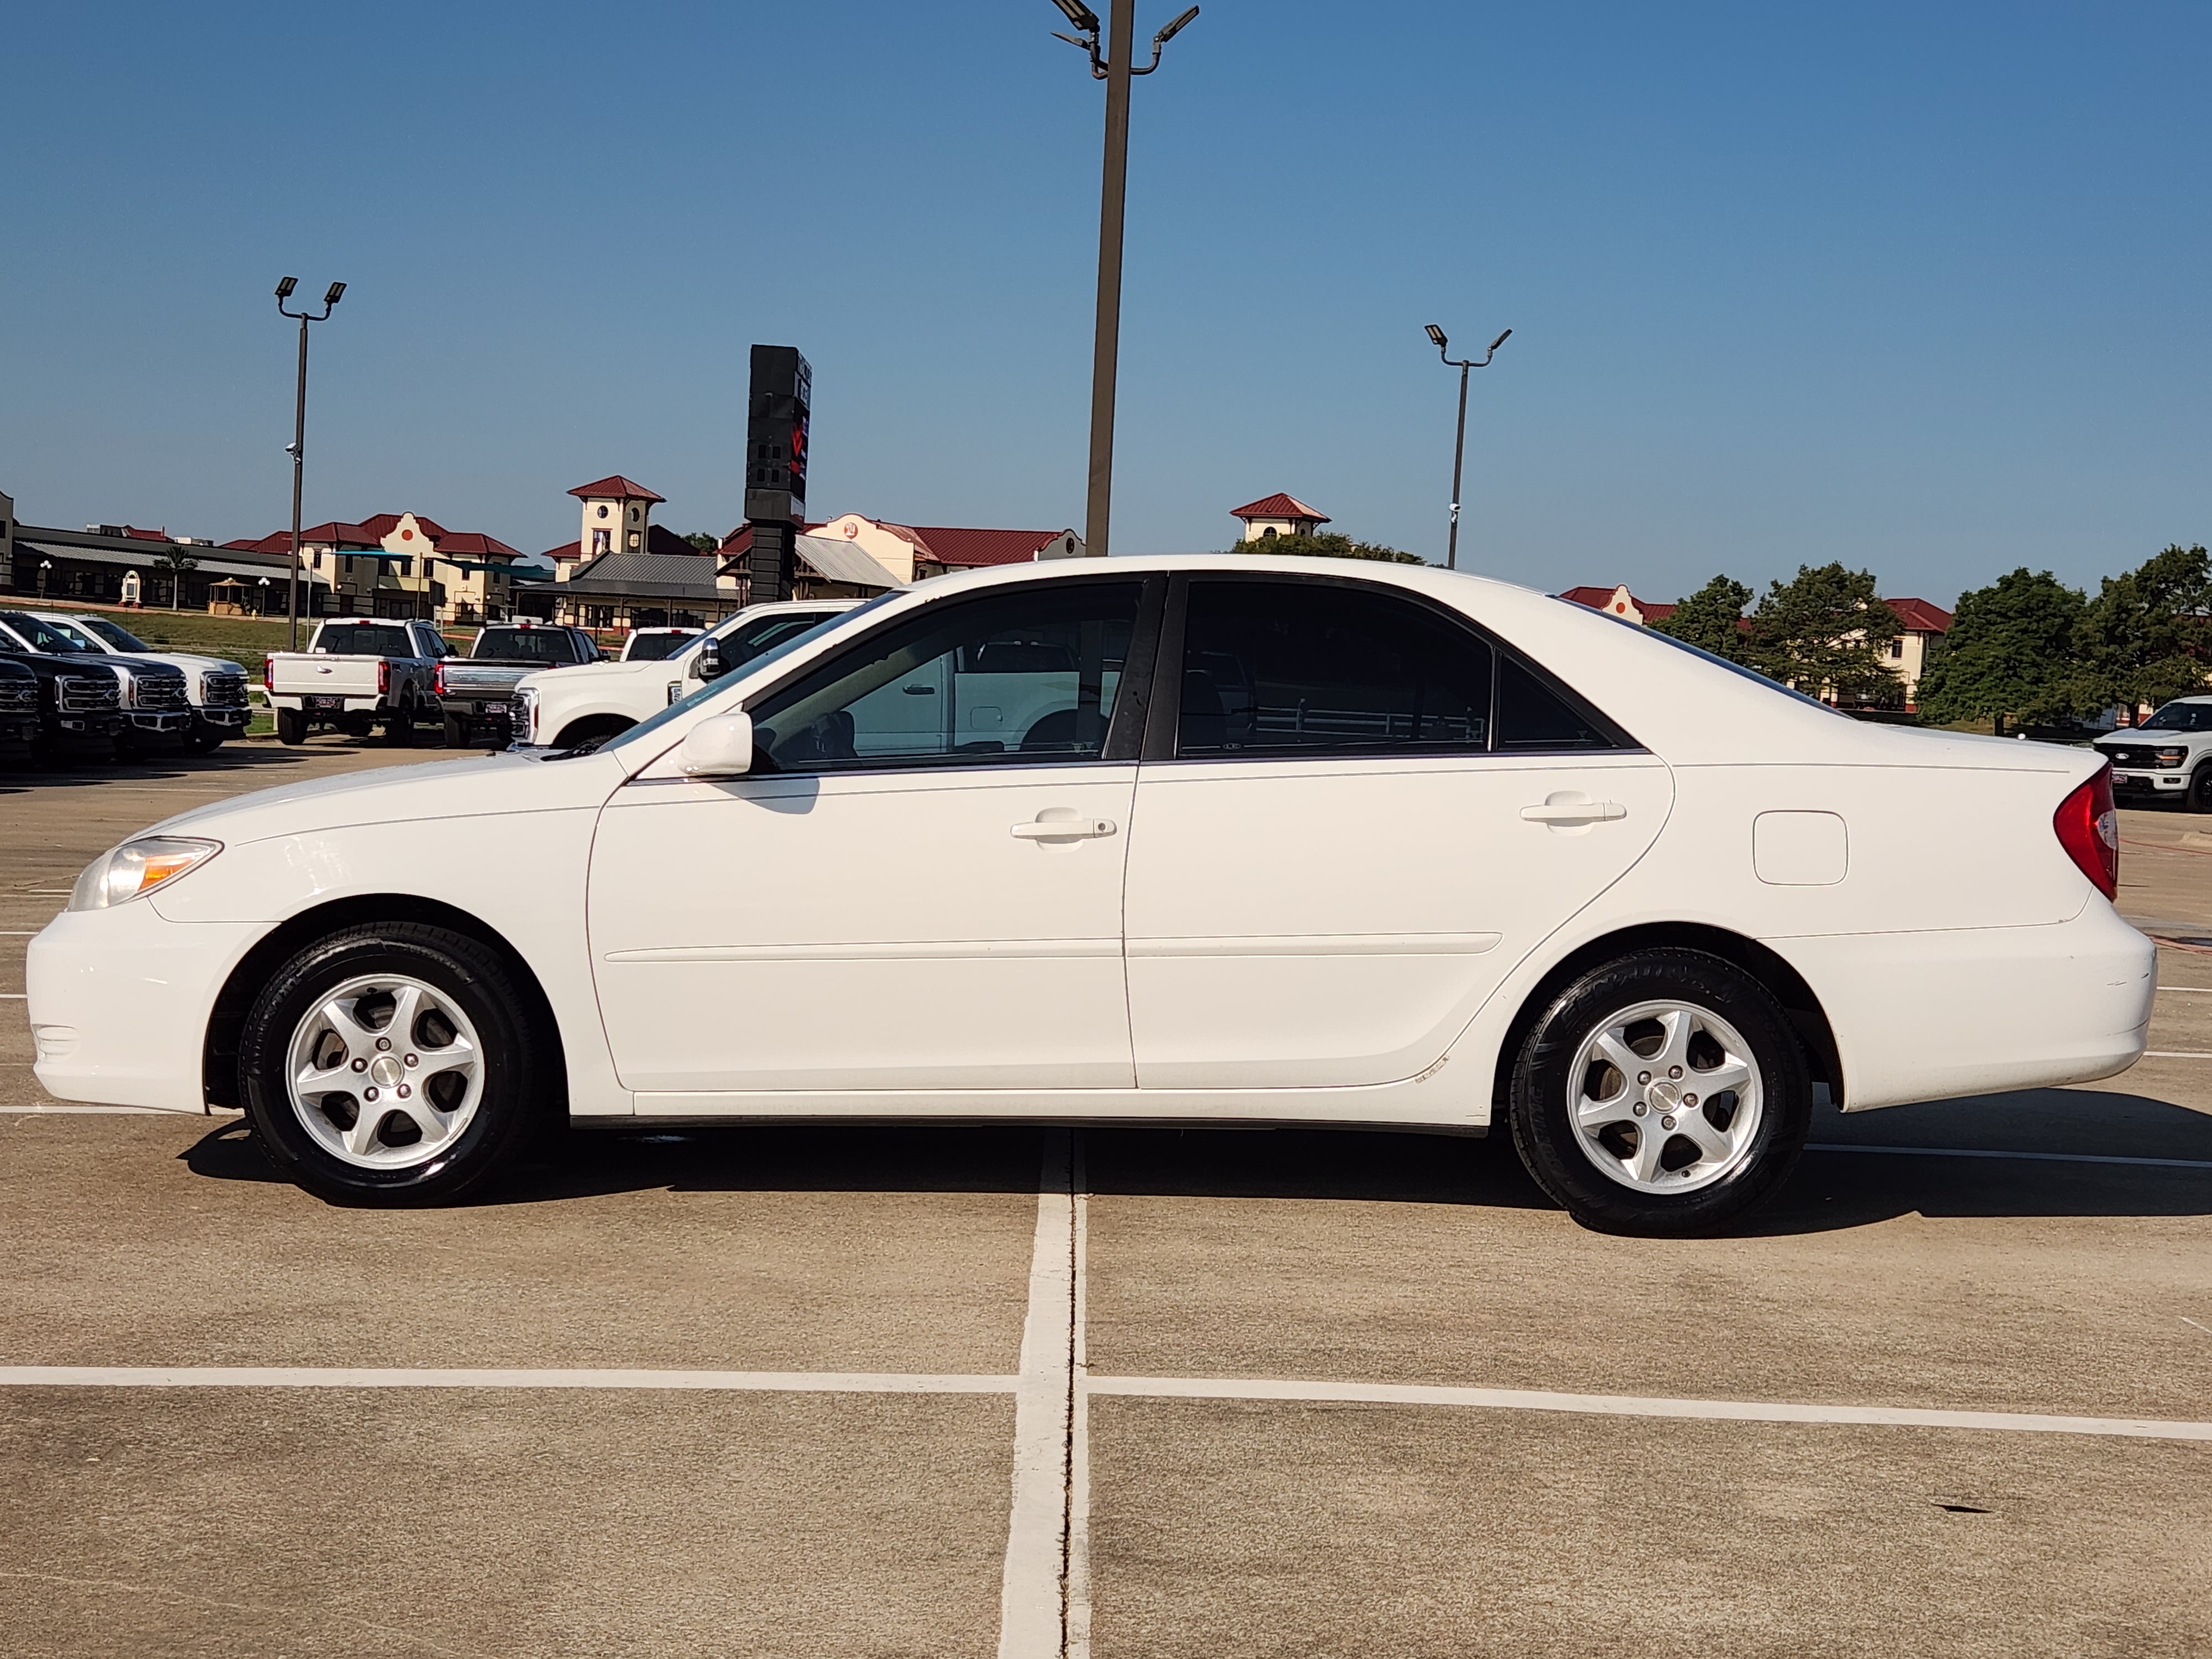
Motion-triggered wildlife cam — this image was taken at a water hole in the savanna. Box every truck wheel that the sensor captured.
[2188,765,2212,813]
[237,922,552,1205]
[1508,948,1812,1237]
[277,709,307,746]
[443,713,467,749]
[385,702,416,747]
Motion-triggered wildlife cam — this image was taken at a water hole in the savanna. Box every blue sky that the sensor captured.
[3,2,2205,604]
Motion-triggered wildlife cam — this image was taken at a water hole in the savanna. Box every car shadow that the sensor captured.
[180,1085,2212,1230]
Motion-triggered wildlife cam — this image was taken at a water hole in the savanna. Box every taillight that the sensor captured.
[262,656,273,694]
[2053,765,2119,899]
[377,659,390,696]
[433,662,447,696]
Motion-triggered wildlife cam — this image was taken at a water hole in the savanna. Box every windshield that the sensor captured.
[623,630,699,661]
[1584,605,1844,717]
[474,628,587,665]
[2141,702,2212,732]
[62,615,149,652]
[0,612,101,654]
[314,624,414,657]
[594,595,900,759]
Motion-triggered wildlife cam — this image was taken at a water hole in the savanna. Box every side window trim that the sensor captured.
[1145,569,1642,763]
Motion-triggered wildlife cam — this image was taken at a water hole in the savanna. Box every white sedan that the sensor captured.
[27,556,2151,1234]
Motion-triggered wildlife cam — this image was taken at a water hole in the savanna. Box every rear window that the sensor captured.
[474,628,586,664]
[314,624,413,657]
[623,631,698,661]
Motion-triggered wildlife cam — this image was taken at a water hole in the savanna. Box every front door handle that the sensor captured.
[1011,814,1118,841]
[1520,794,1627,826]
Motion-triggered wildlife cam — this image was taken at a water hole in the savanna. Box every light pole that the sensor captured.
[274,276,346,650]
[1050,0,1200,559]
[258,576,271,617]
[37,559,51,602]
[1425,322,1510,570]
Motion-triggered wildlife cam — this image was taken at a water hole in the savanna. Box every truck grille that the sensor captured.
[134,677,190,712]
[2100,744,2173,770]
[0,680,34,714]
[200,671,249,708]
[56,675,121,713]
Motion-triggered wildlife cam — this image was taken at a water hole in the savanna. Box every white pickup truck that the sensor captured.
[265,617,448,747]
[512,599,856,751]
[2092,696,2212,811]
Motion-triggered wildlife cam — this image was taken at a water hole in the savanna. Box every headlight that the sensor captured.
[68,837,222,911]
[2158,748,2188,769]
[514,685,539,742]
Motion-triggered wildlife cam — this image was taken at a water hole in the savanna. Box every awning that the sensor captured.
[793,534,902,589]
[17,541,332,589]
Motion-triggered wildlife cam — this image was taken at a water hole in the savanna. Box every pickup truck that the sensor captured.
[265,617,447,747]
[512,599,857,752]
[0,658,41,762]
[30,611,251,754]
[0,637,125,765]
[0,609,194,758]
[434,623,603,748]
[2093,696,2212,810]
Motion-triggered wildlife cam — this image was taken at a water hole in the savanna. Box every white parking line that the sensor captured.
[1079,1376,2212,1442]
[1067,1145,1093,1659]
[2145,1050,2212,1058]
[1807,1142,2212,1171]
[0,1366,1018,1392]
[997,1135,1075,1659]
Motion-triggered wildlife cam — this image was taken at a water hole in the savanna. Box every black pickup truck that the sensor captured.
[434,623,602,748]
[0,658,40,762]
[0,641,125,765]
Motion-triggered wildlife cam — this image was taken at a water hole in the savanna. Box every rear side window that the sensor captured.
[1495,656,1619,751]
[314,624,412,656]
[1175,581,1491,758]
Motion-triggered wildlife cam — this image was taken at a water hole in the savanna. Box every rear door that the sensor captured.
[1123,575,1672,1089]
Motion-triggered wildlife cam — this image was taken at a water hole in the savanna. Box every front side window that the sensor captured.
[1175,581,1491,758]
[0,612,101,655]
[750,582,1142,773]
[70,617,149,652]
[2142,702,2212,732]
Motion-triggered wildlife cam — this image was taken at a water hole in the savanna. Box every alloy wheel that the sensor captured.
[283,973,484,1169]
[1567,999,1765,1194]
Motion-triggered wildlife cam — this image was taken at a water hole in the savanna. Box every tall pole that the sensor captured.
[1083,0,1136,559]
[1446,360,1469,571]
[288,311,308,650]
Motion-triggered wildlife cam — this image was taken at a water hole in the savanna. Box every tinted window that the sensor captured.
[1495,656,1620,751]
[1176,581,1490,758]
[2142,702,2212,732]
[70,617,149,652]
[1,613,100,654]
[473,628,585,664]
[315,624,413,657]
[752,583,1141,773]
[728,615,831,665]
[624,630,699,661]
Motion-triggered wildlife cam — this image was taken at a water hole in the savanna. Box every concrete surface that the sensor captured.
[3,758,2209,1657]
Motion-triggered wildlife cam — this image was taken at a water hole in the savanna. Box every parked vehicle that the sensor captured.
[435,623,601,749]
[29,612,251,754]
[0,610,193,759]
[513,600,855,752]
[619,627,703,662]
[29,556,2150,1234]
[2093,697,2212,810]
[0,658,42,763]
[265,618,447,747]
[0,636,124,765]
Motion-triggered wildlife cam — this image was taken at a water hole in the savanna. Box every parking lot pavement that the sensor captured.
[6,760,2212,1656]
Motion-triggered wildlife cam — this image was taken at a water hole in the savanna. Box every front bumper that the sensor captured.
[2109,768,2187,795]
[192,706,251,733]
[28,903,268,1113]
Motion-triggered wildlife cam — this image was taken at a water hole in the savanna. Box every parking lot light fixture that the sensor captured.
[1426,321,1511,570]
[1048,0,1201,559]
[275,277,346,650]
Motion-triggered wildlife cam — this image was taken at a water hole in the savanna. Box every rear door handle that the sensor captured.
[1011,816,1118,841]
[1520,796,1627,825]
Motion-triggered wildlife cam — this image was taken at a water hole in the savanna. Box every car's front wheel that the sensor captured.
[238,922,551,1204]
[1508,949,1811,1236]
[2187,764,2212,813]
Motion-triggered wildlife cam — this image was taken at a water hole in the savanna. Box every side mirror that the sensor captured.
[695,639,728,680]
[677,711,754,778]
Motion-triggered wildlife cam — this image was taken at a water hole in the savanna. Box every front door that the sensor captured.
[588,577,1154,1097]
[1124,576,1672,1089]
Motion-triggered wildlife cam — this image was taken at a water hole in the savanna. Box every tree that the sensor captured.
[1230,531,1424,565]
[2073,544,2212,714]
[1746,562,1901,705]
[1914,568,2087,734]
[682,532,719,552]
[1651,575,1754,664]
[155,545,199,611]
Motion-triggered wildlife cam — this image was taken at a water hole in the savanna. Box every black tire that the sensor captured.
[238,922,551,1205]
[1508,948,1812,1237]
[2188,765,2212,813]
[186,732,226,755]
[277,708,307,746]
[442,712,468,749]
[385,700,416,747]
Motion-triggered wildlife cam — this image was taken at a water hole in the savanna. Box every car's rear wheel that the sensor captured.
[238,923,550,1204]
[1509,949,1811,1236]
[276,708,307,745]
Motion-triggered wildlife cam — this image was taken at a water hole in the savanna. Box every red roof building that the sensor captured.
[1559,584,1677,624]
[1229,493,1331,541]
[567,476,665,505]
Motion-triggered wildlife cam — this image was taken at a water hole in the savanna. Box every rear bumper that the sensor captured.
[1771,900,2155,1110]
[27,904,267,1113]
